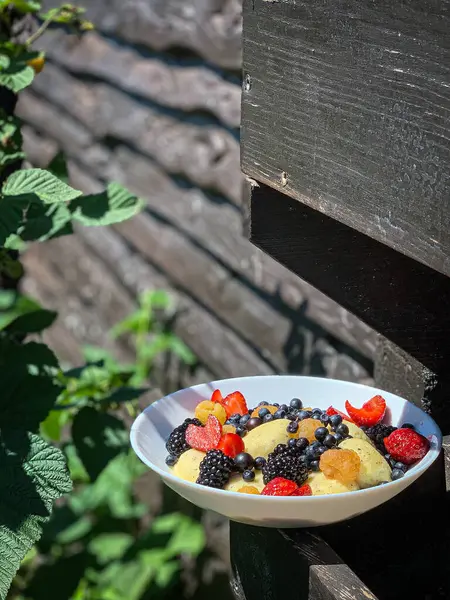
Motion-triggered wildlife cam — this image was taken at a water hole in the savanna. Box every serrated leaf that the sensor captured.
[69,182,144,226]
[0,63,34,92]
[0,431,72,600]
[72,407,128,481]
[3,168,81,203]
[88,533,133,565]
[20,201,73,242]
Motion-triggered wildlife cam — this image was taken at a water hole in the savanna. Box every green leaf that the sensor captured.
[40,410,65,442]
[0,194,28,246]
[0,112,24,167]
[63,443,89,484]
[0,0,41,13]
[0,291,57,334]
[0,61,34,93]
[56,515,91,545]
[72,407,129,482]
[0,250,23,280]
[25,552,88,600]
[69,182,144,226]
[166,517,205,557]
[100,386,147,406]
[141,289,171,310]
[20,201,73,242]
[151,513,185,534]
[3,168,82,203]
[167,334,196,365]
[0,431,72,600]
[88,533,133,565]
[155,560,179,588]
[47,151,69,184]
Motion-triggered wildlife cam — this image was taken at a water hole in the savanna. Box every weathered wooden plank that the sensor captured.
[242,0,450,277]
[40,0,242,70]
[37,30,241,129]
[19,74,243,206]
[21,121,377,363]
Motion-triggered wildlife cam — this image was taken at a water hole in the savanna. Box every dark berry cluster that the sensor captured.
[196,450,235,488]
[364,423,397,454]
[165,417,201,463]
[263,442,309,485]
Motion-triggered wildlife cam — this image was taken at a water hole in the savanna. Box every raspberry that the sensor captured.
[345,395,386,427]
[237,486,260,494]
[262,443,308,485]
[165,418,202,458]
[217,433,245,458]
[197,449,234,488]
[365,423,397,453]
[291,483,312,496]
[261,477,298,496]
[195,400,227,425]
[384,428,430,465]
[297,418,319,443]
[320,449,361,484]
[185,415,222,452]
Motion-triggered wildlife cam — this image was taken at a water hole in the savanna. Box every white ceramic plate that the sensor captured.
[130,376,442,528]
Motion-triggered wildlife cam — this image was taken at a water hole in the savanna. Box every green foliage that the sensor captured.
[0,112,25,167]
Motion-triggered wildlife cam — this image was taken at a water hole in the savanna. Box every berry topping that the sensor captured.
[263,443,309,485]
[221,391,248,418]
[335,423,349,437]
[323,434,337,448]
[391,468,405,480]
[326,406,353,423]
[196,449,234,488]
[165,418,202,458]
[290,398,303,410]
[292,483,312,496]
[345,395,386,427]
[254,456,266,470]
[263,413,274,423]
[217,432,245,458]
[237,485,260,494]
[287,421,299,434]
[211,389,224,403]
[314,427,328,442]
[365,423,397,453]
[384,428,430,465]
[298,410,312,420]
[165,455,177,466]
[297,418,322,442]
[243,469,256,482]
[246,417,263,431]
[186,415,222,452]
[235,452,255,472]
[251,405,278,418]
[320,448,361,484]
[195,400,227,425]
[261,477,299,496]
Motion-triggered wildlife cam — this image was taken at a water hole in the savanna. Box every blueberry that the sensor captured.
[315,427,328,442]
[296,437,309,451]
[391,469,404,480]
[274,409,286,419]
[280,404,289,412]
[334,433,344,443]
[263,413,274,423]
[306,445,321,459]
[312,408,322,414]
[310,460,320,472]
[318,446,327,455]
[272,403,280,408]
[323,434,337,448]
[235,452,254,472]
[309,441,321,450]
[402,423,415,430]
[243,469,255,482]
[312,414,322,420]
[287,421,299,434]
[336,423,349,437]
[236,426,246,437]
[247,417,262,431]
[298,410,311,421]
[274,444,287,454]
[258,401,269,406]
[240,414,250,425]
[320,413,330,425]
[258,407,270,418]
[165,455,177,466]
[230,413,241,423]
[329,414,343,428]
[394,462,407,472]
[287,413,297,421]
[290,398,303,410]
[254,456,266,470]
[288,438,298,449]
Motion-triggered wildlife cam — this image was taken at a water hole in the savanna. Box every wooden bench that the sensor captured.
[231,1,450,598]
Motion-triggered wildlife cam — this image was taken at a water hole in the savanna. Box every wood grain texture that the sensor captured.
[36,30,241,129]
[242,0,450,277]
[40,0,243,70]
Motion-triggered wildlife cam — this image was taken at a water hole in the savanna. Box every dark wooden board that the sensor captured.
[242,0,450,278]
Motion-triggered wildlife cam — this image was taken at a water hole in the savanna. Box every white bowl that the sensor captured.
[130,375,442,528]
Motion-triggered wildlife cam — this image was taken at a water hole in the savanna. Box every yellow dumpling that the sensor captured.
[173,449,205,483]
[340,438,391,488]
[343,420,373,445]
[243,419,292,459]
[307,472,360,495]
[225,470,265,493]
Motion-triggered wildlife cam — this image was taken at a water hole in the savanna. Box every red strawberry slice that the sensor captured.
[186,415,222,452]
[384,428,430,465]
[222,391,248,418]
[211,389,223,404]
[326,406,353,423]
[345,395,386,427]
[217,433,245,458]
[291,483,312,496]
[261,477,299,496]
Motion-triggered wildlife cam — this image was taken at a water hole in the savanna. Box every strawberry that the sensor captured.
[185,415,222,452]
[261,477,299,496]
[221,391,248,418]
[291,483,312,496]
[326,406,353,423]
[217,433,245,458]
[384,428,430,465]
[345,395,386,427]
[211,389,223,404]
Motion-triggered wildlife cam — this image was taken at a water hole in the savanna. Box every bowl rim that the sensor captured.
[130,375,442,502]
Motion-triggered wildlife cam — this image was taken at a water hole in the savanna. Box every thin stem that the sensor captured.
[25,12,60,46]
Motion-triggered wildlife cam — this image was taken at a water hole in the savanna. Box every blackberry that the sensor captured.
[165,418,201,458]
[197,450,234,489]
[262,443,308,485]
[366,424,397,453]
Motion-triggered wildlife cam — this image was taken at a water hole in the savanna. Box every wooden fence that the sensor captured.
[19,0,375,393]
